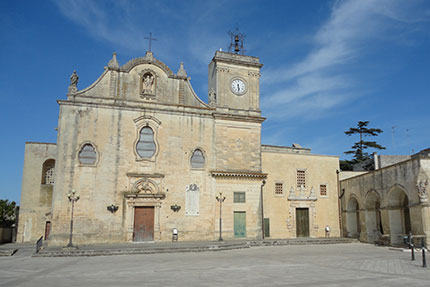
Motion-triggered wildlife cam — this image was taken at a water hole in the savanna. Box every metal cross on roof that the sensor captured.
[144,32,157,52]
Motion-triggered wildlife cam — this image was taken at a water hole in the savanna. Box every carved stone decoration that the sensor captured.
[311,202,318,231]
[68,70,79,94]
[142,73,154,94]
[417,179,429,204]
[308,187,317,200]
[288,185,317,202]
[176,62,187,77]
[208,88,216,106]
[139,69,157,100]
[235,138,243,149]
[125,179,165,199]
[185,184,200,216]
[289,186,295,198]
[107,52,120,70]
[286,206,294,231]
[299,185,306,197]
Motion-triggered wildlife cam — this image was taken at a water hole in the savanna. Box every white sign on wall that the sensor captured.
[186,184,200,216]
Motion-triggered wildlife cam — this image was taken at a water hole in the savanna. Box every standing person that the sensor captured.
[325,225,331,238]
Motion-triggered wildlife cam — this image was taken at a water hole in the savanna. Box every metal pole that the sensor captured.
[422,238,427,268]
[261,179,266,239]
[219,198,223,242]
[67,200,74,247]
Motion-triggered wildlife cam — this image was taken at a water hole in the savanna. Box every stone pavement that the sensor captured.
[1,243,429,286]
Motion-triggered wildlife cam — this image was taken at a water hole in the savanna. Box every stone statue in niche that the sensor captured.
[142,72,155,95]
[68,70,79,93]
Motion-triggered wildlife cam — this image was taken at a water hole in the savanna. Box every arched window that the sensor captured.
[136,127,156,158]
[190,149,205,169]
[42,159,55,185]
[78,144,97,165]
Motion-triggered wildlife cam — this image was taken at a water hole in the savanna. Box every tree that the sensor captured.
[0,199,17,228]
[344,121,386,170]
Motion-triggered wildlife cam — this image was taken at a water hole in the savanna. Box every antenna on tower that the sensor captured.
[406,128,412,154]
[228,26,246,55]
[391,126,397,153]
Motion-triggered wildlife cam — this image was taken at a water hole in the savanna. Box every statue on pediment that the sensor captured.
[68,70,79,93]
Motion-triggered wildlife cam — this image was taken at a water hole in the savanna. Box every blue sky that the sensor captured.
[1,0,429,203]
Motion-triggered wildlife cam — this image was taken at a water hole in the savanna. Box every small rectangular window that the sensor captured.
[320,185,327,196]
[275,183,283,195]
[234,192,246,203]
[297,170,306,188]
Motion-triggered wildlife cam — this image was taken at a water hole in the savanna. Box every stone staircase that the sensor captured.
[248,237,358,247]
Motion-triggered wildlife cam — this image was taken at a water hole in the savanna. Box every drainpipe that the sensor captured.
[337,170,344,237]
[261,179,266,240]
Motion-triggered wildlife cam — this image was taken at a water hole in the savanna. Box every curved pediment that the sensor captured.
[120,51,173,76]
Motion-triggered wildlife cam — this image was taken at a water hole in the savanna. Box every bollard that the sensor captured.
[422,238,427,268]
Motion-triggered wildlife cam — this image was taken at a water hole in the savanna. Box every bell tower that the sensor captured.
[208,31,263,115]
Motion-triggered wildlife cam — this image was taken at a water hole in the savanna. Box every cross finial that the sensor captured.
[144,32,157,52]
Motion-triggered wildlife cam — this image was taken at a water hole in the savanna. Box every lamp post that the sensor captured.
[216,192,226,241]
[67,189,80,248]
[261,179,266,239]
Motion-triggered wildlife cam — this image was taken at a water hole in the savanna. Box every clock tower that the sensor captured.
[208,51,263,115]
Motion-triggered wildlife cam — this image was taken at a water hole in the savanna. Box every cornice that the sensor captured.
[210,170,267,179]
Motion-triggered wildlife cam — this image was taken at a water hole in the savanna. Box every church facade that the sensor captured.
[18,49,341,245]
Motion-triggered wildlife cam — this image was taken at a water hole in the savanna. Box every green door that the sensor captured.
[234,212,246,238]
[296,208,310,237]
[264,218,270,238]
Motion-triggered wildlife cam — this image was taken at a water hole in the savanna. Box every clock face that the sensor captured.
[231,79,246,95]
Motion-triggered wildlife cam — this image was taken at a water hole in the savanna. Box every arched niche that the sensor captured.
[387,186,410,245]
[346,197,360,238]
[365,190,383,242]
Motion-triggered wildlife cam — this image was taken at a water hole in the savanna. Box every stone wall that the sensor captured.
[262,145,340,239]
[17,142,56,242]
[340,156,430,245]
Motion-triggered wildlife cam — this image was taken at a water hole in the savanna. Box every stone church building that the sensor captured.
[18,48,341,245]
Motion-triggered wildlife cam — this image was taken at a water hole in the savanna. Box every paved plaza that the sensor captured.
[1,243,429,286]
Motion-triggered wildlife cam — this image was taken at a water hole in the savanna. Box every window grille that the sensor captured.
[320,185,327,196]
[42,159,55,185]
[190,149,205,168]
[275,183,283,195]
[136,127,156,158]
[297,170,306,188]
[45,167,55,185]
[79,144,97,165]
[234,192,246,203]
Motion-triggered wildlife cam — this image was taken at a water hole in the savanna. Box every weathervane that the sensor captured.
[228,26,246,55]
[144,32,157,52]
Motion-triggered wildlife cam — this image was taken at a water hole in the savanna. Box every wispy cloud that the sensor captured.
[261,0,429,122]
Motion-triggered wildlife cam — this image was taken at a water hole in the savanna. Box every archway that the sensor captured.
[388,187,411,245]
[365,191,383,243]
[346,197,360,238]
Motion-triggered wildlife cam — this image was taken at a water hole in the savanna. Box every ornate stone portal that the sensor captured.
[124,175,166,241]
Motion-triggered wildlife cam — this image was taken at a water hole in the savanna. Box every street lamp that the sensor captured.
[261,179,266,239]
[216,192,226,241]
[67,189,80,248]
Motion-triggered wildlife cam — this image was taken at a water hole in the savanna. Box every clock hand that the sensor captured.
[237,84,240,90]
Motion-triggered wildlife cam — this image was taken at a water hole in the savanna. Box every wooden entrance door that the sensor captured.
[296,208,310,237]
[234,211,246,238]
[44,221,51,240]
[133,207,155,242]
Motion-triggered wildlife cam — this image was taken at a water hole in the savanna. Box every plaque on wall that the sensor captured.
[186,184,200,216]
